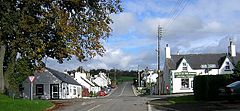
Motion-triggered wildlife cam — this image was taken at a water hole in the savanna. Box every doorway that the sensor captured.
[50,84,59,99]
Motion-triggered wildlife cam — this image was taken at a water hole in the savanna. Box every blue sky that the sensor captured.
[47,0,240,71]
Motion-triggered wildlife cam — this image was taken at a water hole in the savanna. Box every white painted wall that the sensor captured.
[167,57,234,94]
[219,58,234,74]
[92,76,108,87]
[146,73,158,83]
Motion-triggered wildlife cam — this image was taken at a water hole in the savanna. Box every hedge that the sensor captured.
[193,74,240,100]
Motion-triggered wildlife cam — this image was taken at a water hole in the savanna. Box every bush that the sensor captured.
[193,74,240,100]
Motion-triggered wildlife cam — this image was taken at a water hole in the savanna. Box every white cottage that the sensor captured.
[22,68,82,99]
[162,40,240,94]
[92,72,111,88]
[72,72,101,93]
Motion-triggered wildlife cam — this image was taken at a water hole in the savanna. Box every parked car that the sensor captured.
[219,81,240,101]
[98,90,106,96]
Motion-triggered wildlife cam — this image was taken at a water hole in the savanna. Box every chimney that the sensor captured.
[228,38,236,57]
[165,44,171,59]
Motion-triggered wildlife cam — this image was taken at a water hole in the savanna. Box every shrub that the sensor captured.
[193,74,240,100]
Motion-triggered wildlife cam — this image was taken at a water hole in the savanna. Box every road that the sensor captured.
[57,82,149,111]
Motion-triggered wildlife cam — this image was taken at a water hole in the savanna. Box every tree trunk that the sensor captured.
[0,45,6,93]
[4,49,17,95]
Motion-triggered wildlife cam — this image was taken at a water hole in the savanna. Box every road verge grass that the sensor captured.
[0,94,53,111]
[168,95,196,104]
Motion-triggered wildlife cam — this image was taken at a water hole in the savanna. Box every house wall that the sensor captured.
[219,58,235,74]
[165,57,235,94]
[61,83,82,99]
[22,70,62,99]
[93,77,108,87]
[163,63,171,94]
[74,74,93,92]
[23,70,82,99]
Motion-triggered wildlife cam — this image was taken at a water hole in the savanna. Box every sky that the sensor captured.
[47,0,240,72]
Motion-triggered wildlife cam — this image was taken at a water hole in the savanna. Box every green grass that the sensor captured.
[168,95,196,104]
[117,76,136,82]
[0,94,53,111]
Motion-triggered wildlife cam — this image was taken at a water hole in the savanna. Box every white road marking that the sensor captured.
[87,104,101,111]
[118,83,127,96]
[148,104,152,111]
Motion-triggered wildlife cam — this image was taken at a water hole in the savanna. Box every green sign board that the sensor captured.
[174,72,197,78]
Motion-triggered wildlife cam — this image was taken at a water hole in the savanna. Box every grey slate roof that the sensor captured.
[166,53,240,70]
[46,67,81,86]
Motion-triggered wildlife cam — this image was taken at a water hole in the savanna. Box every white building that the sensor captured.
[70,72,100,93]
[146,73,158,83]
[92,72,111,88]
[162,40,240,94]
[22,68,82,99]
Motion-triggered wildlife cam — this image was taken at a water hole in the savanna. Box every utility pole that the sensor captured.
[138,65,140,87]
[157,25,163,95]
[114,68,117,83]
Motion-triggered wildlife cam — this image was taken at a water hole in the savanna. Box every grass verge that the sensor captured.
[118,76,135,82]
[168,95,196,104]
[0,94,53,111]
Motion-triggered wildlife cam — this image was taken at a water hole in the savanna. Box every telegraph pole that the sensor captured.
[157,25,163,95]
[138,65,140,87]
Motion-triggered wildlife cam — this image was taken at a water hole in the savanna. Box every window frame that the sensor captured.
[182,62,188,71]
[181,78,190,90]
[225,62,231,71]
[36,84,44,95]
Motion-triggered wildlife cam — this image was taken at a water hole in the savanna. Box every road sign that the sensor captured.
[28,76,35,83]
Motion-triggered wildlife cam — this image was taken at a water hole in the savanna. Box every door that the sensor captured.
[50,84,59,99]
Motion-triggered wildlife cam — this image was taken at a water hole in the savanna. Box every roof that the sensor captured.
[80,77,95,87]
[166,53,240,70]
[46,67,81,86]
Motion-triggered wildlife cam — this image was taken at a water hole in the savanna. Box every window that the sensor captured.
[183,63,187,66]
[181,79,189,89]
[205,69,209,73]
[182,67,188,71]
[73,86,76,95]
[191,81,193,88]
[225,62,230,71]
[66,87,69,95]
[36,84,44,95]
[182,63,187,71]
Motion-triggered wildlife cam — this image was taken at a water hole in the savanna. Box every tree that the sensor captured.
[234,61,240,74]
[8,58,34,95]
[0,0,122,93]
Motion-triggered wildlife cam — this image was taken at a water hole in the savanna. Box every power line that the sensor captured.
[165,0,185,28]
[165,0,190,36]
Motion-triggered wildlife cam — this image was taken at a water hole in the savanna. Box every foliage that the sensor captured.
[234,61,240,74]
[117,76,136,82]
[8,58,34,94]
[0,0,122,93]
[193,74,240,100]
[90,69,138,77]
[1,0,123,63]
[0,94,53,111]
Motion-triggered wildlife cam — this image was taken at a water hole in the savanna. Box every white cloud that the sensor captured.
[47,0,240,71]
[111,12,136,36]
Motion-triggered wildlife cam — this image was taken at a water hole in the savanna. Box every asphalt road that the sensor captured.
[57,82,149,111]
